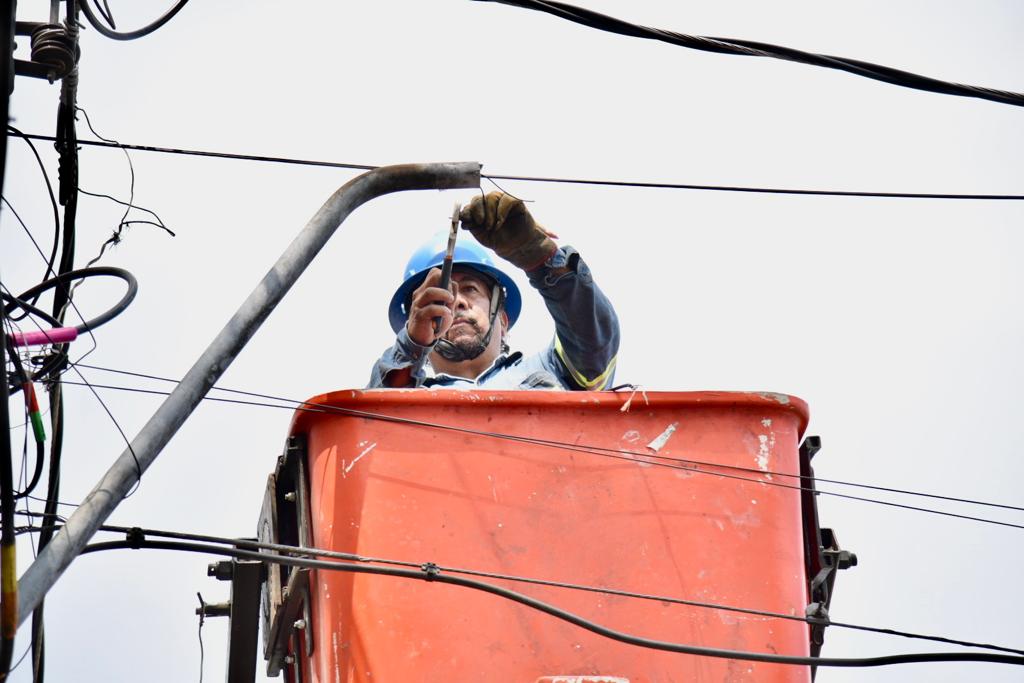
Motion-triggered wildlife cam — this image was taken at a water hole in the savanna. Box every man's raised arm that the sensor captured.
[460,192,620,391]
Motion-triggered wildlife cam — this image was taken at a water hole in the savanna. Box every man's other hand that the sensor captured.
[406,267,457,346]
[460,191,558,271]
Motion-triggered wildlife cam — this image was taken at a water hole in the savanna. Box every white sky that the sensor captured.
[2,1,1023,681]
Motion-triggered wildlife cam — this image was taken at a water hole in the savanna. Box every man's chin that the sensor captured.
[445,327,481,346]
[448,337,482,353]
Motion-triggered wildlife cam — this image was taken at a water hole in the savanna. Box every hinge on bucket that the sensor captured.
[259,434,315,677]
[798,436,858,679]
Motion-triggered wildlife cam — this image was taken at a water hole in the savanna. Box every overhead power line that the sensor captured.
[11,132,1024,201]
[70,362,1024,513]
[62,522,1021,657]
[75,534,1024,667]
[52,368,1024,532]
[475,0,1024,109]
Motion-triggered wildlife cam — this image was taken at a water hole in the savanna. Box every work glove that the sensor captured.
[460,191,558,271]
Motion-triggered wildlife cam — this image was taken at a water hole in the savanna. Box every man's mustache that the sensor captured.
[448,316,482,335]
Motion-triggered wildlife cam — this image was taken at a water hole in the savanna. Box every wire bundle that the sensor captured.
[28,523,1015,668]
[477,0,1024,108]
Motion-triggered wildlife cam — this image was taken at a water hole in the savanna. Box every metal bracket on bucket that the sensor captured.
[260,435,314,677]
[798,436,858,677]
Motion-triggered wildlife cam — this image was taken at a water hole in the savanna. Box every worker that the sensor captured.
[368,191,619,390]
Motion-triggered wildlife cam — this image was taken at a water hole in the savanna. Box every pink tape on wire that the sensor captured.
[10,327,79,347]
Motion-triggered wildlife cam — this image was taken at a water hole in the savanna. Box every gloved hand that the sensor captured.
[460,191,558,271]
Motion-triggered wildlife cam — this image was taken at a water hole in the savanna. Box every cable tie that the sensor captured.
[420,562,441,580]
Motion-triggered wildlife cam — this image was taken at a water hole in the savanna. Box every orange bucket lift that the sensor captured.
[250,389,853,682]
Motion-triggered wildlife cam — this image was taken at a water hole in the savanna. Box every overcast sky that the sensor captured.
[2,1,1023,681]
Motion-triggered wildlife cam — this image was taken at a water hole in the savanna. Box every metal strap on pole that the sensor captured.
[16,162,482,624]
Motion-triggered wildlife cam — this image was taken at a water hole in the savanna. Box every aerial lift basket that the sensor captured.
[259,389,827,683]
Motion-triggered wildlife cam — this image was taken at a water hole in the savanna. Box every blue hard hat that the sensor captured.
[388,235,522,333]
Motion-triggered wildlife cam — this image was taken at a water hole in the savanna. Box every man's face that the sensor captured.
[444,269,501,353]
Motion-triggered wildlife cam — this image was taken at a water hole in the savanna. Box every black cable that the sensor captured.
[74,105,176,269]
[195,593,204,683]
[4,129,61,304]
[89,523,1024,656]
[93,0,116,29]
[60,368,143,495]
[0,291,62,330]
[12,132,1024,201]
[57,378,1024,532]
[84,363,1022,517]
[0,199,59,296]
[6,644,30,677]
[3,185,136,394]
[2,267,138,336]
[477,0,1024,109]
[484,172,1024,201]
[78,0,191,40]
[34,90,82,681]
[62,364,1024,514]
[76,189,173,235]
[0,285,68,396]
[14,441,45,502]
[30,386,62,683]
[75,106,147,270]
[0,295,16,683]
[0,6,17,675]
[77,538,1024,668]
[2,335,44,500]
[1,270,131,398]
[1,277,143,503]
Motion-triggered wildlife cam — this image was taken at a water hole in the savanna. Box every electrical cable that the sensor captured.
[195,593,204,683]
[4,182,141,393]
[0,306,17,682]
[58,368,143,494]
[34,72,83,683]
[476,0,1024,109]
[1,308,143,492]
[78,0,191,41]
[76,537,1024,668]
[73,104,175,274]
[56,376,1024,532]
[5,644,30,677]
[3,129,61,305]
[0,286,67,397]
[11,132,1024,201]
[2,335,46,500]
[80,522,1024,656]
[93,0,116,29]
[72,359,1024,514]
[0,5,18,676]
[1,266,138,338]
[1,270,129,396]
[72,106,174,278]
[76,189,173,235]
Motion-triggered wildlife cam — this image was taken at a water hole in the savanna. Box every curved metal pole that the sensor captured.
[17,162,482,623]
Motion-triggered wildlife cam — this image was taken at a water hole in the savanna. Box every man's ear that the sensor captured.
[499,310,509,335]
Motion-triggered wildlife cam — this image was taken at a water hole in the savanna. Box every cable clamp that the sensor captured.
[126,527,145,549]
[805,601,830,625]
[420,562,441,581]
